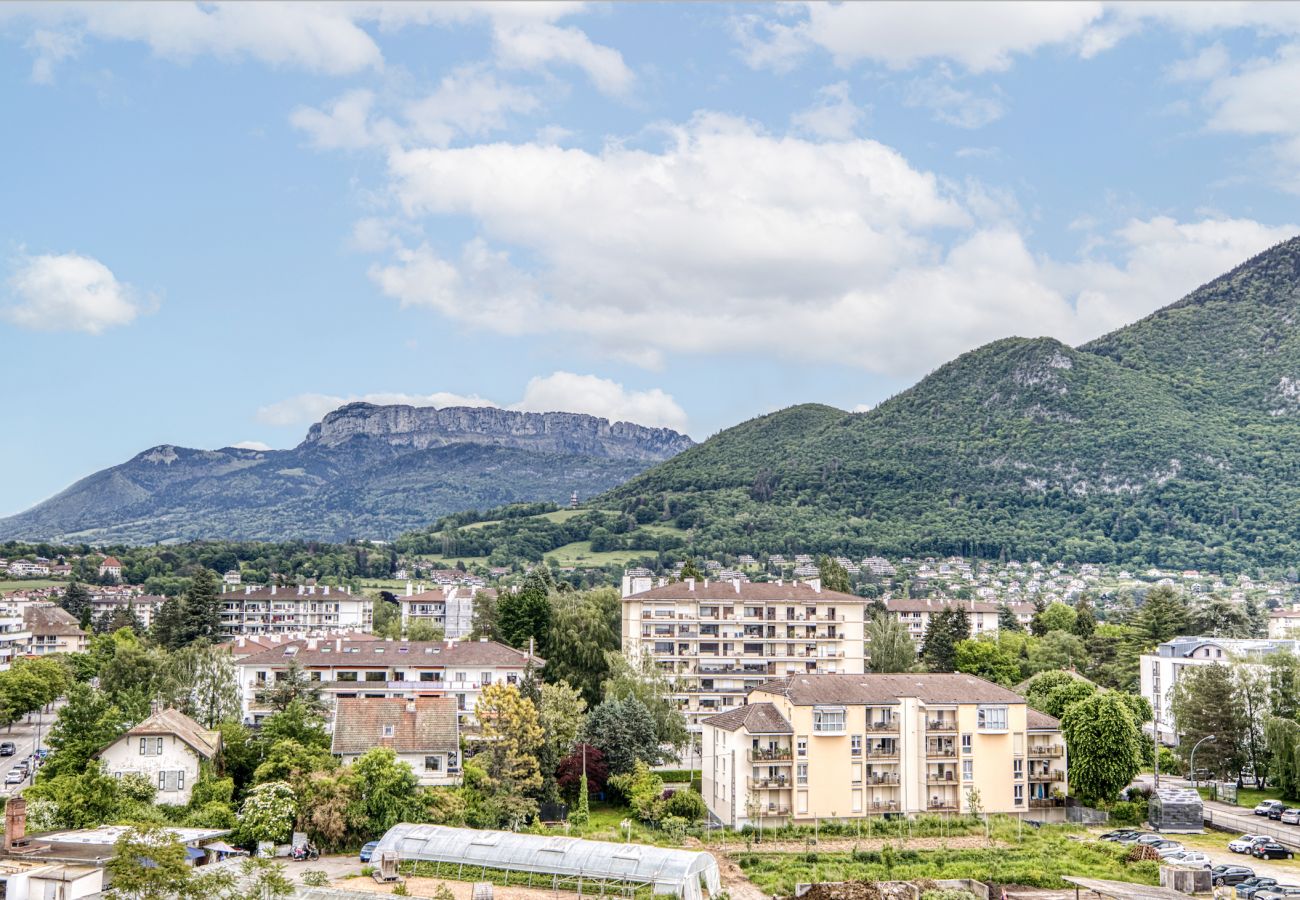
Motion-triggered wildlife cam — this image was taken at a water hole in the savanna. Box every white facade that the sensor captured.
[0,604,32,672]
[99,733,206,805]
[217,585,372,637]
[399,583,477,639]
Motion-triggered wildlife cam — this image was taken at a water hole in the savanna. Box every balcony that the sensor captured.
[1029,770,1067,783]
[748,776,791,789]
[926,772,958,785]
[927,720,958,732]
[869,800,901,812]
[755,806,791,817]
[866,719,899,733]
[1029,797,1063,809]
[1028,745,1064,758]
[748,747,794,762]
[866,748,899,761]
[926,747,958,759]
[927,801,959,811]
[865,773,900,785]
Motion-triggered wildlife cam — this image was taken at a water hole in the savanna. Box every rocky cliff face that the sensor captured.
[302,402,694,461]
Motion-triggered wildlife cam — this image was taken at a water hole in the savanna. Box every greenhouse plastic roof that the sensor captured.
[374,824,722,900]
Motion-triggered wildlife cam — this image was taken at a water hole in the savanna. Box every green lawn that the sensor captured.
[1196,784,1286,808]
[0,579,65,591]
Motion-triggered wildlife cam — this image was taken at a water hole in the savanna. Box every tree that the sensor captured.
[348,747,427,835]
[816,555,851,594]
[42,684,128,779]
[583,695,661,775]
[996,603,1022,633]
[1169,663,1249,780]
[953,638,1021,687]
[298,770,363,852]
[1268,651,1300,722]
[1034,602,1077,635]
[557,744,609,798]
[1072,596,1097,640]
[1135,586,1188,647]
[238,781,298,845]
[1026,630,1087,674]
[181,569,222,645]
[159,643,241,728]
[921,608,962,673]
[679,559,705,581]
[405,619,443,642]
[865,613,915,673]
[1235,662,1269,788]
[1060,691,1143,805]
[151,597,187,651]
[538,681,586,798]
[258,699,329,750]
[497,568,553,651]
[254,739,336,784]
[60,580,91,624]
[473,683,544,819]
[1189,595,1253,638]
[1266,717,1300,800]
[470,589,500,641]
[1023,671,1084,713]
[1029,597,1049,637]
[545,589,620,706]
[607,760,664,823]
[99,644,163,722]
[257,659,325,714]
[1042,681,1098,719]
[107,823,198,900]
[601,651,688,751]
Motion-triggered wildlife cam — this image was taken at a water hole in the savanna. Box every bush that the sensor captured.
[662,790,707,823]
[1107,800,1147,826]
[392,883,409,896]
[301,871,330,887]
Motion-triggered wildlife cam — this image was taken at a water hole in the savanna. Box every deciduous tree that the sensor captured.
[865,613,914,673]
[1060,691,1142,805]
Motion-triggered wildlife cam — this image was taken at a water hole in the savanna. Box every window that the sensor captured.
[506,672,518,685]
[139,737,163,756]
[425,756,442,772]
[851,762,862,784]
[382,725,395,738]
[1014,784,1024,806]
[336,671,358,682]
[852,789,863,813]
[177,771,185,791]
[797,737,808,757]
[962,759,973,781]
[961,734,972,755]
[481,672,492,685]
[813,707,846,734]
[797,791,809,815]
[977,706,1008,731]
[1013,758,1023,779]
[796,763,809,785]
[457,694,467,711]
[851,735,862,756]
[365,671,386,682]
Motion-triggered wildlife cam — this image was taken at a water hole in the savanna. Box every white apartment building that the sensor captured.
[90,594,165,630]
[217,585,372,637]
[621,576,868,730]
[1270,608,1300,639]
[0,603,32,672]
[882,598,1036,644]
[398,583,481,639]
[1141,636,1300,743]
[232,635,540,727]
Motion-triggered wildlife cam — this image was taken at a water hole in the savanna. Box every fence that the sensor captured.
[1065,798,1109,825]
[1203,809,1300,850]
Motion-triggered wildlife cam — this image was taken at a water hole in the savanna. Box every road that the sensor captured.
[0,707,57,796]
[1137,774,1300,851]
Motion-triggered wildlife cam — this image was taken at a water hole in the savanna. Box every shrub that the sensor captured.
[1107,800,1147,826]
[392,882,409,896]
[301,871,330,887]
[430,885,456,900]
[662,789,707,823]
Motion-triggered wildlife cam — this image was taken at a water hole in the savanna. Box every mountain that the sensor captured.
[0,404,694,544]
[591,235,1300,568]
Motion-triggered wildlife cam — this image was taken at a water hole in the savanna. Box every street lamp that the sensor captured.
[1189,734,1216,788]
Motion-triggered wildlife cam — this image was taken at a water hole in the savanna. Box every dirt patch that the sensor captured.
[715,836,1000,854]
[795,883,912,900]
[334,875,590,900]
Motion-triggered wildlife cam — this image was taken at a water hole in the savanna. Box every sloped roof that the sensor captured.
[100,557,122,568]
[626,580,864,603]
[1027,709,1062,731]
[700,702,792,734]
[23,603,86,637]
[236,638,542,669]
[331,697,458,755]
[118,708,220,758]
[751,673,1025,705]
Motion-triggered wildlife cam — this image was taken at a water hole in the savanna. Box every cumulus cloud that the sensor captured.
[904,68,1005,129]
[791,82,866,140]
[230,441,273,451]
[4,251,144,334]
[256,374,687,432]
[363,112,1296,378]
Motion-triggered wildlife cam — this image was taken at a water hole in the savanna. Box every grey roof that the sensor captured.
[23,604,86,637]
[374,824,721,900]
[1027,709,1062,731]
[751,673,1026,706]
[626,580,864,604]
[115,709,221,758]
[236,638,541,669]
[700,702,792,734]
[331,697,458,755]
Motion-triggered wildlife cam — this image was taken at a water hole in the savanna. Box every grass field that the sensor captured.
[0,579,65,591]
[1197,784,1286,808]
[459,509,587,531]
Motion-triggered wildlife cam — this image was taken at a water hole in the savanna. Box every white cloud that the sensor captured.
[791,82,866,140]
[904,68,1005,129]
[230,441,273,451]
[4,251,144,334]
[492,19,633,95]
[363,112,1296,378]
[25,29,80,84]
[256,374,687,432]
[1166,42,1230,83]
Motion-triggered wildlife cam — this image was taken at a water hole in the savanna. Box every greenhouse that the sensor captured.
[373,824,723,900]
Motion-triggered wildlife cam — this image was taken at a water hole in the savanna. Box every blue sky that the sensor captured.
[4,2,1300,516]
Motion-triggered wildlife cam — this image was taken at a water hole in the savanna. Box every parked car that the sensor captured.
[1162,850,1212,867]
[1230,835,1269,853]
[1210,864,1254,887]
[1152,842,1187,856]
[1256,800,1288,817]
[1282,809,1300,825]
[0,742,14,756]
[4,770,23,785]
[1253,841,1296,860]
[1136,833,1172,846]
[359,841,379,863]
[1111,832,1152,844]
[1254,887,1300,900]
[1099,829,1142,842]
[1236,877,1281,899]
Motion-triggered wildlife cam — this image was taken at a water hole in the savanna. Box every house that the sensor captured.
[331,697,460,785]
[621,577,868,730]
[97,557,123,581]
[90,594,165,630]
[0,604,32,673]
[232,636,540,726]
[97,709,221,805]
[6,562,50,578]
[222,570,241,586]
[1270,607,1300,639]
[22,604,88,656]
[700,673,1067,828]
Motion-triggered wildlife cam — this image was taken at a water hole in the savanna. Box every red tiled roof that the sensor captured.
[701,702,792,734]
[331,697,458,755]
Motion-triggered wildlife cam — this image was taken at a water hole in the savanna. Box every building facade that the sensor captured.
[217,585,373,637]
[232,636,540,726]
[621,577,868,730]
[0,604,31,672]
[331,697,460,785]
[97,709,221,806]
[881,598,1035,643]
[398,584,480,639]
[22,604,88,656]
[700,673,1066,828]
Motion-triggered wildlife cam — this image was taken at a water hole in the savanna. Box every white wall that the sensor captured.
[100,734,203,805]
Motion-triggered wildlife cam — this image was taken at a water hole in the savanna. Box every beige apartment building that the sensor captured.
[700,673,1067,828]
[621,577,868,730]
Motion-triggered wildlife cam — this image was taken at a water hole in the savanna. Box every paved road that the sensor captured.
[0,707,57,796]
[1137,774,1300,850]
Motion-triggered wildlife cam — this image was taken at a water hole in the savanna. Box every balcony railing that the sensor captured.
[926,773,958,784]
[748,776,791,789]
[926,747,957,758]
[869,800,901,812]
[1028,745,1064,758]
[1028,797,1062,808]
[867,720,899,732]
[748,748,794,761]
[1029,770,1067,782]
[867,748,900,761]
[927,801,959,811]
[865,773,900,785]
[927,720,958,732]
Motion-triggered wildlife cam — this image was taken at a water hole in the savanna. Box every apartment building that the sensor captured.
[621,577,867,730]
[0,603,31,672]
[882,598,1036,644]
[90,594,165,630]
[217,585,372,637]
[232,636,540,727]
[700,673,1067,829]
[22,604,88,656]
[398,583,480,639]
[1141,636,1300,743]
[1270,608,1300,639]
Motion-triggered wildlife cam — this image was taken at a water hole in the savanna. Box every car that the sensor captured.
[1254,888,1300,900]
[1152,842,1187,857]
[1162,850,1212,867]
[1236,877,1281,899]
[0,742,14,756]
[1256,800,1288,817]
[1272,806,1290,821]
[1283,809,1300,826]
[1110,832,1151,844]
[1098,829,1142,842]
[1135,833,1171,845]
[359,841,379,863]
[1231,835,1268,853]
[1210,864,1255,887]
[1253,841,1296,860]
[3,770,23,785]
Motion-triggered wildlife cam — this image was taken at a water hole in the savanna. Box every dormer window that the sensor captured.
[382,725,394,737]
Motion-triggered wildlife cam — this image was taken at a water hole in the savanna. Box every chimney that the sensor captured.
[5,796,28,850]
[687,578,695,592]
[406,581,414,597]
[272,586,277,596]
[324,586,330,596]
[335,638,342,651]
[406,700,417,714]
[528,636,535,658]
[733,578,740,593]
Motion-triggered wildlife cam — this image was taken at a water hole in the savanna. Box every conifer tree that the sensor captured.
[1073,595,1097,640]
[152,596,187,651]
[816,555,852,593]
[997,603,1022,632]
[498,567,553,652]
[182,568,222,645]
[60,580,91,624]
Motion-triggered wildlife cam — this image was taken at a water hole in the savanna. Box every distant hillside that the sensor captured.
[0,405,694,544]
[428,236,1300,569]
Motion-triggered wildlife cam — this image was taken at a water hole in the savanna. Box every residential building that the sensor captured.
[97,557,123,580]
[97,709,221,805]
[22,604,88,656]
[331,697,460,785]
[6,562,49,578]
[90,594,164,630]
[621,577,868,730]
[1141,636,1300,743]
[398,583,481,638]
[223,570,241,586]
[1270,608,1300,639]
[700,673,1066,828]
[232,636,540,726]
[217,584,372,637]
[881,598,1035,643]
[0,603,31,672]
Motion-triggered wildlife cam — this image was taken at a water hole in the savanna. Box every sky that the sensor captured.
[4,2,1300,516]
